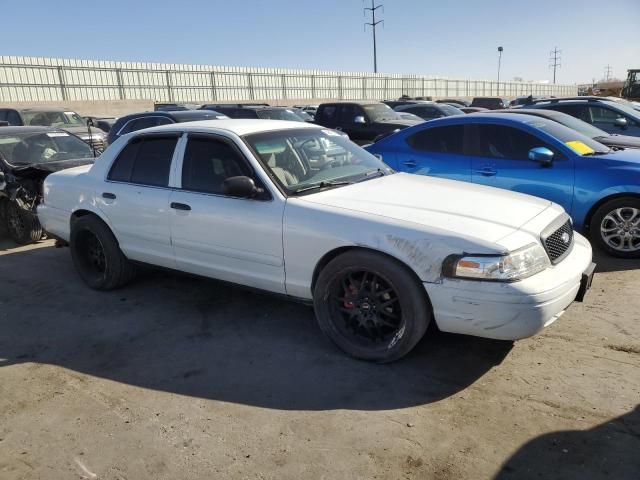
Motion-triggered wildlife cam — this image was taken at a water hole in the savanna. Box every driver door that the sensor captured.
[338,104,369,143]
[169,133,286,294]
[469,123,575,214]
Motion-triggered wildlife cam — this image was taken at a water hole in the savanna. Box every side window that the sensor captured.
[407,125,465,154]
[472,124,556,161]
[108,136,177,187]
[589,106,623,125]
[320,105,337,121]
[548,105,591,123]
[181,136,251,195]
[231,109,258,119]
[6,110,22,125]
[339,105,359,123]
[0,110,6,121]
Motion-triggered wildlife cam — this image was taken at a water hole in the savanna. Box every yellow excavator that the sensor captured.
[622,69,640,101]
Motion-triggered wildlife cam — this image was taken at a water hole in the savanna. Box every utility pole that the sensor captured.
[497,46,503,95]
[364,0,383,73]
[604,64,613,82]
[549,47,561,84]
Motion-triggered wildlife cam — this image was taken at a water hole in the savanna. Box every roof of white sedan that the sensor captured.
[143,119,321,136]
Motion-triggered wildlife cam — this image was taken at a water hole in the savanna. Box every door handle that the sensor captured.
[403,160,417,168]
[102,192,116,199]
[475,167,497,177]
[170,202,191,211]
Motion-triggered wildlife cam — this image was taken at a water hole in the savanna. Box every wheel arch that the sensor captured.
[311,245,432,307]
[583,192,640,232]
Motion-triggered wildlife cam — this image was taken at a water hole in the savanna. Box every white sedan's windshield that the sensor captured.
[244,128,393,194]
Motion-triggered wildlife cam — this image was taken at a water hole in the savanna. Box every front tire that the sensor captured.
[313,250,431,363]
[6,201,42,245]
[70,215,136,290]
[590,197,640,258]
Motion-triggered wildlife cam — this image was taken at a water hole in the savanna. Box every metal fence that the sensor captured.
[0,56,577,103]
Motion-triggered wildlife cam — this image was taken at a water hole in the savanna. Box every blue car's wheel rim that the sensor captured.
[600,207,640,252]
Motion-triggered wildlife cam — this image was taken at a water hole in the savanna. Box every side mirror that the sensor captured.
[0,171,6,190]
[614,117,628,129]
[222,176,259,198]
[528,147,554,166]
[354,115,366,124]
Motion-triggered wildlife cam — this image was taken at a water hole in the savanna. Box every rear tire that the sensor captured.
[313,250,431,363]
[6,201,42,245]
[589,197,640,258]
[70,215,136,290]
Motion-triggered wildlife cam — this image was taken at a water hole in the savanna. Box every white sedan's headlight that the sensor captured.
[443,243,550,282]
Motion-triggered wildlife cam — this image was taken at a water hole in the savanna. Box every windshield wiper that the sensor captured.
[290,180,354,195]
[357,168,387,181]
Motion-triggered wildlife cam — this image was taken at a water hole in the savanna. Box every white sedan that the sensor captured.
[38,120,595,362]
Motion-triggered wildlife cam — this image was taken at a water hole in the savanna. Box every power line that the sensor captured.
[549,47,561,84]
[364,0,383,73]
[604,64,613,82]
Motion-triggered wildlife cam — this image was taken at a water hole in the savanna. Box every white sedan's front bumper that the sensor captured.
[425,233,594,340]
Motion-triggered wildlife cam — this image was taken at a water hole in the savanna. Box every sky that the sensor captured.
[4,0,639,84]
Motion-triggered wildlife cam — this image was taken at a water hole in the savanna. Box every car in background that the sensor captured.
[0,126,95,244]
[394,102,464,120]
[0,107,107,152]
[366,112,640,258]
[38,119,594,362]
[510,96,547,107]
[154,103,202,111]
[460,107,489,114]
[200,104,304,122]
[314,101,422,144]
[470,97,510,110]
[84,117,117,133]
[525,97,640,136]
[290,108,315,122]
[435,99,470,107]
[107,110,228,144]
[293,105,319,118]
[490,108,640,150]
[395,111,424,122]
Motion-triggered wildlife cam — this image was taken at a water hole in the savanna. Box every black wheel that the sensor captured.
[6,201,42,245]
[590,197,640,258]
[70,215,136,290]
[313,250,431,363]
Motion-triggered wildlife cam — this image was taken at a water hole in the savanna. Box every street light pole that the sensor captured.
[497,46,503,95]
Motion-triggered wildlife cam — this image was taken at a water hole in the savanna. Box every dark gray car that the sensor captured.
[490,108,640,149]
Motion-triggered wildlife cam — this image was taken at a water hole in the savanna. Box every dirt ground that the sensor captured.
[0,236,638,480]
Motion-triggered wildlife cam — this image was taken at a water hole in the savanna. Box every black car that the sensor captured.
[107,110,227,144]
[435,99,470,107]
[490,108,640,150]
[394,102,464,120]
[0,106,107,152]
[314,101,422,144]
[0,127,95,244]
[200,104,304,122]
[470,97,511,110]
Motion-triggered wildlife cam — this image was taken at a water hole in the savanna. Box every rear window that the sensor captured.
[407,125,465,154]
[108,136,178,186]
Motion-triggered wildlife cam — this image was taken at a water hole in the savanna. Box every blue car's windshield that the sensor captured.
[524,118,611,154]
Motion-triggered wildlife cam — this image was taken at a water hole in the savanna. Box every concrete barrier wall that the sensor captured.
[0,55,578,107]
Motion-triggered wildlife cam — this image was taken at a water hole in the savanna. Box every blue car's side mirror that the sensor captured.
[528,147,554,166]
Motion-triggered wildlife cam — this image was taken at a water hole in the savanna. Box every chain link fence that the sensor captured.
[0,56,577,103]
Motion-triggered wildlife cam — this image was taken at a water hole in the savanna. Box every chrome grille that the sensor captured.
[541,216,574,264]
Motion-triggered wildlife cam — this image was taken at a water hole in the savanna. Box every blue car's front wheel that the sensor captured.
[590,197,640,258]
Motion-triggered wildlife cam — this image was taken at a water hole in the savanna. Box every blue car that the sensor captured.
[366,113,640,258]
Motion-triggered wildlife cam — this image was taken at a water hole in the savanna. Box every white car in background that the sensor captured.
[38,120,595,362]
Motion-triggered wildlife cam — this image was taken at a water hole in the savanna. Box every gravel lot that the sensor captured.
[0,236,638,480]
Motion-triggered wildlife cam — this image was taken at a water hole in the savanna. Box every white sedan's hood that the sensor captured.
[299,172,554,244]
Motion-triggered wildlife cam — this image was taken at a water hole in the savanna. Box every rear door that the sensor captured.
[168,133,286,293]
[396,124,471,181]
[98,134,178,267]
[469,123,575,213]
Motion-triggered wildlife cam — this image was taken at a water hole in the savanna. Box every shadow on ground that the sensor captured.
[494,406,640,480]
[0,244,514,411]
[593,248,640,273]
